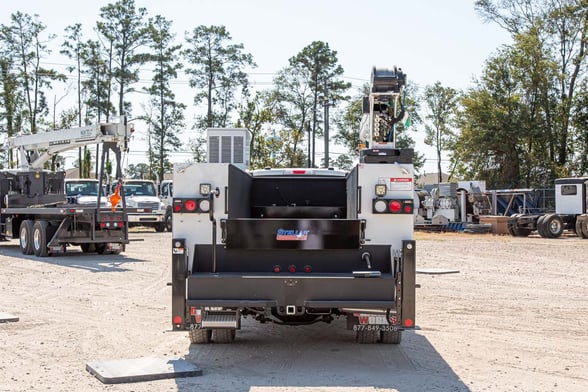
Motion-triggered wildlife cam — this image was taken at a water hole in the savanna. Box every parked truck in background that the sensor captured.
[0,119,133,256]
[159,179,173,232]
[65,178,110,207]
[508,177,588,238]
[171,66,416,344]
[112,179,166,232]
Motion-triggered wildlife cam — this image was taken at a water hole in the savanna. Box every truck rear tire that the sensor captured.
[19,220,34,255]
[543,214,564,238]
[380,330,402,344]
[536,215,548,238]
[155,222,165,232]
[576,216,588,239]
[212,328,236,343]
[32,220,49,257]
[81,243,96,253]
[356,330,379,344]
[95,243,107,254]
[165,210,172,232]
[189,329,212,344]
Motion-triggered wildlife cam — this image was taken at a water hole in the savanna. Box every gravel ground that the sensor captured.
[0,230,586,391]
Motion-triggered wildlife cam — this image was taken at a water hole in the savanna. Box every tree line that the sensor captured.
[425,0,588,188]
[1,0,586,189]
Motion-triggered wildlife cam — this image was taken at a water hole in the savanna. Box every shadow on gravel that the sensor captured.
[0,241,146,273]
[174,319,470,392]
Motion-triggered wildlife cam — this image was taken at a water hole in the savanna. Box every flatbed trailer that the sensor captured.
[0,118,136,256]
[1,205,131,256]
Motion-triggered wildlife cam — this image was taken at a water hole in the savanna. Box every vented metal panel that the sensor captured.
[221,136,232,163]
[233,136,244,163]
[209,136,219,163]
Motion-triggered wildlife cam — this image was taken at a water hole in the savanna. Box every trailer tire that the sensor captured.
[356,330,379,344]
[380,330,402,344]
[543,214,564,238]
[32,221,49,257]
[19,220,34,255]
[212,328,236,343]
[189,329,212,344]
[508,214,531,237]
[507,215,517,236]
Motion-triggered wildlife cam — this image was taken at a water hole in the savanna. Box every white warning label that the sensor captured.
[389,177,412,191]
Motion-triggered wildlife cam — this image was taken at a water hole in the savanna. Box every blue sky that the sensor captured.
[2,0,511,173]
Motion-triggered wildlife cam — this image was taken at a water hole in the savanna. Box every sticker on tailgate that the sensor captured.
[276,229,309,241]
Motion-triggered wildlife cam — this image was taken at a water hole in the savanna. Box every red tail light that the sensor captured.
[403,318,414,327]
[288,265,296,273]
[184,200,197,211]
[273,265,281,273]
[304,265,312,273]
[389,200,402,212]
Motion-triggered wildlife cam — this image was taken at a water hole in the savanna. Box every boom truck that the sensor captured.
[508,177,588,238]
[171,66,416,344]
[0,119,133,256]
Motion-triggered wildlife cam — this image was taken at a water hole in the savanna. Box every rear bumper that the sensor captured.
[185,273,396,308]
[127,213,165,223]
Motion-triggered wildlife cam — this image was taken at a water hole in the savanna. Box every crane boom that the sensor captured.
[6,119,132,169]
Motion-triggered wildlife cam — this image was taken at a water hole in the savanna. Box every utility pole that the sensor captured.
[323,79,329,168]
[307,122,311,168]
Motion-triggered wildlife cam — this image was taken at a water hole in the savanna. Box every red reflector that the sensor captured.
[404,318,414,327]
[389,200,402,212]
[288,265,296,273]
[184,200,197,211]
[174,205,182,212]
[304,265,312,273]
[404,205,412,213]
[173,315,182,325]
[273,265,281,273]
[292,170,306,174]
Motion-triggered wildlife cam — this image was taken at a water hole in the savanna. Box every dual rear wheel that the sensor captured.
[189,328,236,344]
[355,329,402,344]
[20,220,56,257]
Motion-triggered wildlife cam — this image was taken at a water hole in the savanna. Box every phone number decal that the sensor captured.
[353,325,399,332]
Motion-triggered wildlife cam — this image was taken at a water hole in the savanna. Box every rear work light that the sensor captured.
[372,199,414,214]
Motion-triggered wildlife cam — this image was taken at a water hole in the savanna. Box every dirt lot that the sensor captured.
[0,230,586,391]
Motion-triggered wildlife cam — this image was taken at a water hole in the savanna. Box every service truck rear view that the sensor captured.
[171,67,416,344]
